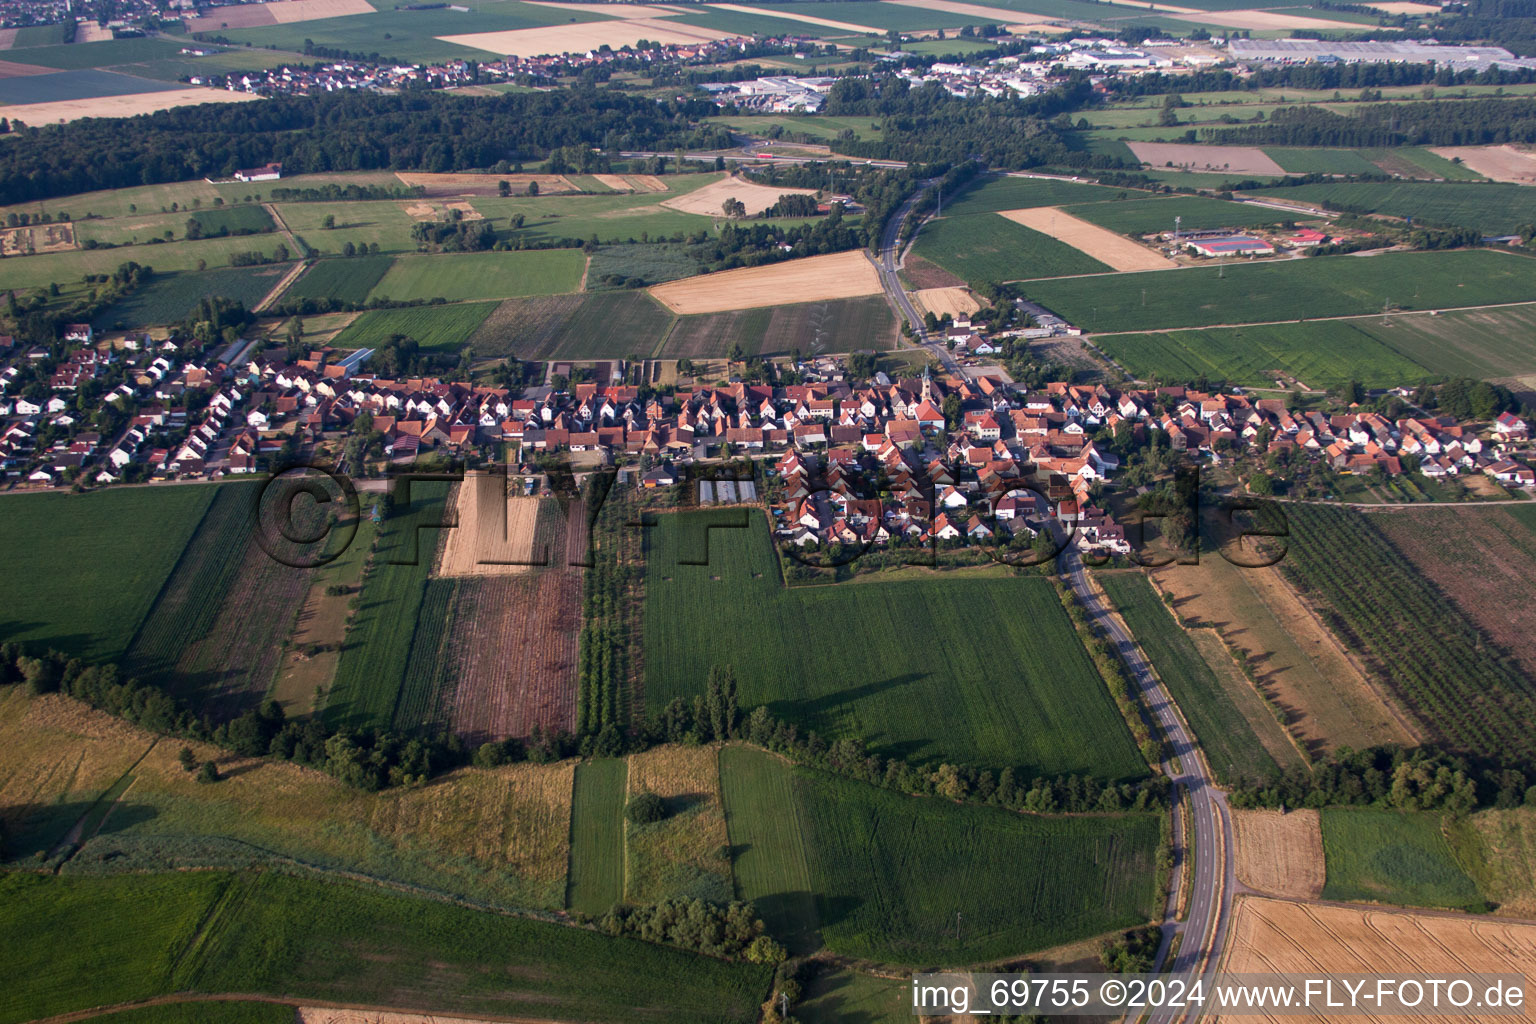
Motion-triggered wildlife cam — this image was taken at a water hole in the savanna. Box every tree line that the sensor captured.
[1215,96,1536,147]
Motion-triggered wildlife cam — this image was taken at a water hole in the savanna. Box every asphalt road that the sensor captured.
[873,180,965,375]
[1061,550,1235,1024]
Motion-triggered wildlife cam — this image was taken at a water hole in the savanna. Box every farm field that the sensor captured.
[0,486,216,661]
[1350,303,1536,379]
[1,35,190,68]
[0,180,223,223]
[1429,144,1536,184]
[329,301,497,352]
[0,85,255,126]
[80,1004,294,1024]
[0,235,293,293]
[366,249,585,303]
[1100,573,1296,786]
[1321,809,1481,909]
[1263,146,1387,175]
[914,210,1110,282]
[649,250,882,315]
[643,512,1148,781]
[279,255,394,306]
[1372,506,1536,683]
[796,763,1163,963]
[998,206,1175,272]
[1153,545,1414,757]
[660,295,898,359]
[96,265,292,329]
[658,174,817,218]
[1025,250,1536,333]
[937,175,1122,217]
[1282,505,1536,765]
[914,285,979,319]
[718,746,822,954]
[626,745,732,904]
[586,243,702,289]
[1221,895,1536,1018]
[1232,809,1326,899]
[277,199,420,255]
[1453,806,1536,916]
[324,482,450,732]
[1253,180,1536,236]
[468,291,676,360]
[567,757,628,916]
[1128,141,1286,176]
[1094,320,1429,389]
[468,188,720,248]
[1061,194,1307,236]
[0,871,772,1024]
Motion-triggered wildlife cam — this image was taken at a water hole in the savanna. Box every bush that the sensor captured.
[197,760,221,784]
[626,791,667,824]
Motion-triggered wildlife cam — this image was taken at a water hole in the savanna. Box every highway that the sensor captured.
[1061,550,1236,1024]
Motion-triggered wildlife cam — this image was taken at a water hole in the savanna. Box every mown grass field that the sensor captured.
[1099,573,1298,786]
[626,745,732,904]
[324,482,449,732]
[719,746,821,954]
[1257,181,1536,237]
[914,211,1110,283]
[0,871,772,1024]
[1321,809,1482,909]
[1026,250,1536,333]
[643,512,1147,781]
[567,757,628,915]
[277,199,420,255]
[1063,195,1307,236]
[1264,147,1387,175]
[3,236,290,294]
[796,765,1163,963]
[95,265,291,329]
[330,301,497,352]
[366,249,585,302]
[1095,320,1429,388]
[0,486,216,661]
[279,254,394,306]
[660,295,897,359]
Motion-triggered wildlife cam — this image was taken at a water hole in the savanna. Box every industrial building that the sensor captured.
[1185,234,1276,257]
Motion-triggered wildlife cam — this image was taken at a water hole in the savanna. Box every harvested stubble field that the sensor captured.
[1128,141,1286,176]
[1372,506,1536,681]
[658,174,817,218]
[1222,896,1536,1023]
[914,286,979,319]
[436,473,544,576]
[660,294,897,358]
[626,745,732,904]
[0,87,260,124]
[1429,144,1536,184]
[184,0,373,28]
[998,207,1176,272]
[1232,809,1325,899]
[649,250,882,315]
[440,17,730,56]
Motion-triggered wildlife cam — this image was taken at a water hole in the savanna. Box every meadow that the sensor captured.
[324,482,449,732]
[719,746,822,954]
[1263,147,1387,175]
[0,235,294,292]
[329,301,497,352]
[1099,573,1298,786]
[1063,194,1306,236]
[96,264,292,329]
[0,486,216,661]
[0,67,179,104]
[586,243,702,288]
[1025,250,1536,333]
[279,254,394,306]
[567,757,628,915]
[277,199,420,255]
[2,35,189,69]
[643,512,1148,781]
[938,174,1123,218]
[472,187,720,248]
[660,295,897,359]
[1253,180,1536,236]
[795,764,1163,963]
[0,871,773,1024]
[1321,809,1482,909]
[1094,320,1428,388]
[914,211,1110,283]
[626,745,733,904]
[366,249,585,302]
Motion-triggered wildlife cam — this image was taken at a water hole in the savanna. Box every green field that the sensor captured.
[915,212,1110,283]
[324,482,449,732]
[188,204,275,236]
[471,187,720,248]
[1099,573,1299,786]
[1063,195,1310,236]
[1321,809,1482,909]
[469,291,676,360]
[1094,320,1429,388]
[3,36,189,69]
[1350,303,1536,379]
[797,970,908,1024]
[0,487,216,661]
[73,1003,295,1024]
[0,236,292,293]
[937,175,1123,218]
[0,180,223,223]
[1253,180,1536,236]
[330,301,497,352]
[1027,250,1536,333]
[278,199,420,255]
[586,243,701,289]
[643,513,1147,781]
[95,265,290,329]
[280,254,395,306]
[718,746,821,955]
[367,249,585,302]
[795,764,1162,963]
[1264,147,1387,175]
[0,871,772,1024]
[567,758,628,916]
[660,295,897,359]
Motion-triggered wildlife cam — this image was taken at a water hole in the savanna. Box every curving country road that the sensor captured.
[872,179,966,375]
[1061,551,1236,1023]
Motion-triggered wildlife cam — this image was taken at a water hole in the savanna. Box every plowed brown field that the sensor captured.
[1233,809,1325,899]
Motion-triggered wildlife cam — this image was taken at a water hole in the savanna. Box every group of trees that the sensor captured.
[1218,96,1536,148]
[410,215,496,252]
[597,898,784,963]
[1231,745,1534,813]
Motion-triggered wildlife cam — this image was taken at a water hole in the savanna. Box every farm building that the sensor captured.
[1185,234,1275,257]
[234,162,283,182]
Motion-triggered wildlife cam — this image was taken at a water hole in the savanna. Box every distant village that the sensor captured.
[3,319,1533,557]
